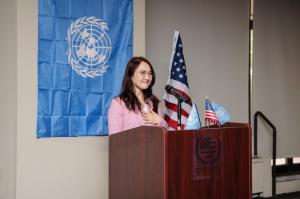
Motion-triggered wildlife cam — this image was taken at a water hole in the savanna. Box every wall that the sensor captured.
[16,0,144,199]
[0,0,17,199]
[253,0,300,158]
[146,0,249,124]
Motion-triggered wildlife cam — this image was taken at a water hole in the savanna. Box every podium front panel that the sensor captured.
[109,126,167,199]
[109,123,251,199]
[166,123,251,199]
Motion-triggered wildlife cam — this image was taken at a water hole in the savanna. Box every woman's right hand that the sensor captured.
[141,110,162,125]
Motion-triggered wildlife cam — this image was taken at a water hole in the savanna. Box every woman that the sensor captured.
[108,56,166,135]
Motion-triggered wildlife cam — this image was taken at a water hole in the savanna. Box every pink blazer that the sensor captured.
[108,97,167,135]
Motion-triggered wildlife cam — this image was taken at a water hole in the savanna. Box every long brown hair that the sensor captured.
[119,56,159,113]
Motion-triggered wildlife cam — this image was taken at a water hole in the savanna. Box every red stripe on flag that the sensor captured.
[164,114,184,130]
[165,101,190,118]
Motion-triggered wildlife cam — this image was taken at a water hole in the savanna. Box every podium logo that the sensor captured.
[193,134,223,180]
[195,135,221,165]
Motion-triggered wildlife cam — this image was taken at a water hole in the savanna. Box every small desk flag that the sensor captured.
[212,101,231,125]
[185,103,201,130]
[205,98,220,127]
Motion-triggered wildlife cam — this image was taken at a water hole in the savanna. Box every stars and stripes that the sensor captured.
[205,98,220,126]
[163,31,192,130]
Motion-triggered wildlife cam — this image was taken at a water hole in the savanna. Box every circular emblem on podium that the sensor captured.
[195,135,221,165]
[67,16,112,78]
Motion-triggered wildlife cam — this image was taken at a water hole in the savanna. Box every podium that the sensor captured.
[109,123,251,199]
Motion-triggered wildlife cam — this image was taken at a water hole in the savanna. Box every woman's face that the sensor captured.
[131,61,153,92]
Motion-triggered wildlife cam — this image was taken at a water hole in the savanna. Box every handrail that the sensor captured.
[254,111,277,198]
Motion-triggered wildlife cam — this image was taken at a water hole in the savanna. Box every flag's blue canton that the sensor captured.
[206,99,214,111]
[37,0,133,138]
[170,35,189,87]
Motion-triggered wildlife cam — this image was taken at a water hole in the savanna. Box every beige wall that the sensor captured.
[0,0,17,199]
[146,0,249,123]
[16,1,144,199]
[253,0,300,158]
[134,0,145,56]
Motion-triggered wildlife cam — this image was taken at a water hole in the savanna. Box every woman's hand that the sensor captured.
[141,110,162,125]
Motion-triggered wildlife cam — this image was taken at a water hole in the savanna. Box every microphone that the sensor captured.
[165,85,189,102]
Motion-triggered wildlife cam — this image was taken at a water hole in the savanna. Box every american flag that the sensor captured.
[163,31,192,130]
[205,98,220,126]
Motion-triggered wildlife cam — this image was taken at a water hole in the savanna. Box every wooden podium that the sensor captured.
[109,123,251,199]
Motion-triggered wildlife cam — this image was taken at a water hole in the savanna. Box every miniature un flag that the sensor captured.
[211,101,231,125]
[185,103,201,130]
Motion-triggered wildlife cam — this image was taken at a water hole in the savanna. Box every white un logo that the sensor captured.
[67,16,112,78]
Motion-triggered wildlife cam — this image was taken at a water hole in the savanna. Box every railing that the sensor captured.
[254,111,277,198]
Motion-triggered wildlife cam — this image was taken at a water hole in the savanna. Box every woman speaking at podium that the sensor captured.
[108,56,166,135]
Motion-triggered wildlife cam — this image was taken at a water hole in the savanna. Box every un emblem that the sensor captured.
[66,16,112,78]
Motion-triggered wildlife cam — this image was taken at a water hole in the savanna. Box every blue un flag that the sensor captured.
[185,103,201,130]
[37,0,133,137]
[211,101,231,125]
